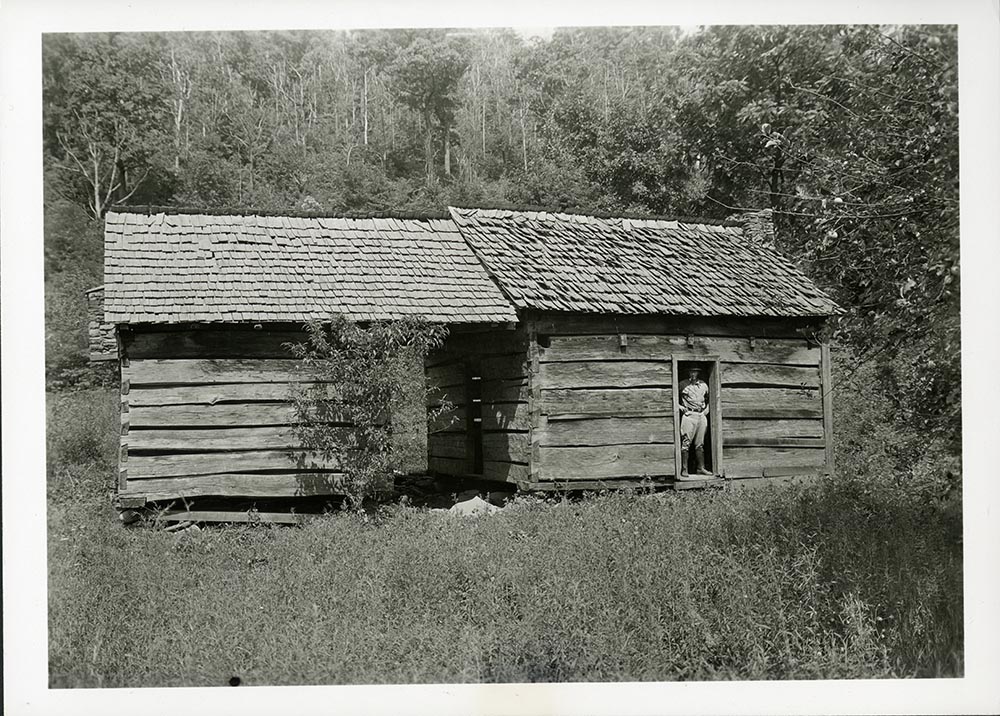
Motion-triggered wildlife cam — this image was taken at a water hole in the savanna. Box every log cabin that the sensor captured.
[89,206,839,509]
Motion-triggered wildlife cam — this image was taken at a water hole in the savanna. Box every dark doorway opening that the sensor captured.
[677,360,717,475]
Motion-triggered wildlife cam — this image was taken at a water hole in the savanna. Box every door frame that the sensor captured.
[671,355,723,477]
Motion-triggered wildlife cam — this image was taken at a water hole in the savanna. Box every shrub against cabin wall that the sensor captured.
[287,317,449,505]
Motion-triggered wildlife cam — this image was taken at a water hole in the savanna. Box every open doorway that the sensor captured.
[674,358,722,477]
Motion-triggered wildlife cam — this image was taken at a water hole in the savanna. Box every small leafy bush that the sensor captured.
[286,316,449,507]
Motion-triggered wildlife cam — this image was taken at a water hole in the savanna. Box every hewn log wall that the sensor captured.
[528,313,831,487]
[118,327,344,503]
[426,328,530,485]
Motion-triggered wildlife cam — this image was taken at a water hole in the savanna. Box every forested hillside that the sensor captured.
[42,25,960,479]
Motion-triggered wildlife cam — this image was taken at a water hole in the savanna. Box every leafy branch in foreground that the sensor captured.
[286,316,449,507]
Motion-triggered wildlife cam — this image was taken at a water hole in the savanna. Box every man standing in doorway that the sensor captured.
[678,366,713,478]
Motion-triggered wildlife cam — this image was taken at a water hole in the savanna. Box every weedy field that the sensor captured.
[47,387,963,687]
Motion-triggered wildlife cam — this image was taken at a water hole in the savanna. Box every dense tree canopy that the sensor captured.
[42,25,960,458]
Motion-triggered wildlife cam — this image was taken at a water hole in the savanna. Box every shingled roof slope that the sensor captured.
[103,212,517,324]
[449,207,839,317]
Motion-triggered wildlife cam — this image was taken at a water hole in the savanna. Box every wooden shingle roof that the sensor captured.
[103,211,517,324]
[449,207,840,317]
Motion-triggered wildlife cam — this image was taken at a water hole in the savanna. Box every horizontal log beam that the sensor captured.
[123,472,346,501]
[129,402,302,428]
[126,328,306,359]
[723,436,826,448]
[527,312,824,338]
[128,382,316,407]
[482,460,530,485]
[127,426,304,452]
[481,401,530,431]
[127,358,321,385]
[538,417,674,447]
[483,432,530,463]
[720,418,824,439]
[539,444,675,480]
[128,449,339,479]
[539,334,820,366]
[541,388,673,419]
[539,360,672,390]
[719,363,821,388]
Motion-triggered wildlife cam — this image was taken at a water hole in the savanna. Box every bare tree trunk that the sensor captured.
[519,106,528,172]
[92,152,101,218]
[444,128,451,176]
[424,111,434,181]
[363,70,369,146]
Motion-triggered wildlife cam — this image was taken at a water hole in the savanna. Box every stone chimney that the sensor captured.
[86,286,117,361]
[731,209,776,249]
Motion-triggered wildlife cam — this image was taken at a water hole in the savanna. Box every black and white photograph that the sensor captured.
[2,1,998,714]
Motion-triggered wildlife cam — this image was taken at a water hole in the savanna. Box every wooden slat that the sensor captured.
[481,402,530,431]
[123,472,345,501]
[128,426,303,452]
[428,455,467,476]
[538,360,672,389]
[719,363,821,388]
[481,354,529,380]
[128,382,312,407]
[127,358,321,385]
[427,433,468,460]
[723,436,826,448]
[539,444,675,480]
[483,432,530,463]
[126,329,306,359]
[426,362,465,389]
[128,402,303,428]
[723,407,824,419]
[721,387,822,413]
[722,446,826,478]
[528,312,822,338]
[541,388,672,418]
[721,418,824,439]
[482,460,530,484]
[480,377,529,403]
[672,477,726,490]
[539,334,819,366]
[723,446,827,464]
[538,417,673,447]
[128,449,340,479]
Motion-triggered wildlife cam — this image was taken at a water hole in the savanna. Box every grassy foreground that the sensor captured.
[48,388,963,686]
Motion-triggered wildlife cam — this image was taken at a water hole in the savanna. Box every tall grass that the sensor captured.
[47,388,962,686]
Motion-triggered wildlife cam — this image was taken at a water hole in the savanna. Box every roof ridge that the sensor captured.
[109,203,747,227]
[108,204,453,220]
[448,203,742,227]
